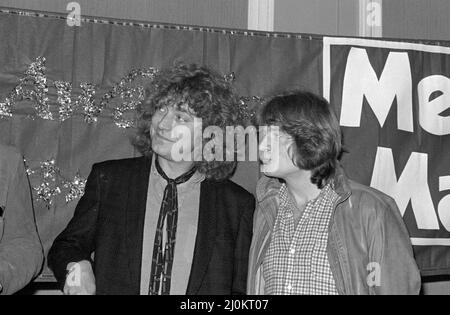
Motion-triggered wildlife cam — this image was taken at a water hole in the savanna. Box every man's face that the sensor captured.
[259,128,298,178]
[150,103,200,162]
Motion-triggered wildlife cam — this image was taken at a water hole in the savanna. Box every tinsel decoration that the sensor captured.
[27,57,52,120]
[63,172,87,204]
[0,96,12,117]
[32,159,61,208]
[238,96,263,124]
[0,56,52,120]
[54,81,73,121]
[224,72,236,83]
[76,82,99,123]
[1,57,256,126]
[102,68,158,128]
[26,158,87,209]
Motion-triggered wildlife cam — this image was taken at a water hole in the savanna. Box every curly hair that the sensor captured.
[134,63,243,181]
[260,91,343,189]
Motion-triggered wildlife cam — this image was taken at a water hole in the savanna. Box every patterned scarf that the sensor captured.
[149,158,197,295]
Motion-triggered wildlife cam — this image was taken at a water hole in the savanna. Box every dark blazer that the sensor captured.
[48,156,255,295]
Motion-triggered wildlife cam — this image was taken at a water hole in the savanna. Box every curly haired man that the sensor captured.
[48,63,255,295]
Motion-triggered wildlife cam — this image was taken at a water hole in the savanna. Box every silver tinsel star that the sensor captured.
[63,173,87,203]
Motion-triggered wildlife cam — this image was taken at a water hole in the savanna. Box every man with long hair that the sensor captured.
[49,63,255,295]
[248,91,421,295]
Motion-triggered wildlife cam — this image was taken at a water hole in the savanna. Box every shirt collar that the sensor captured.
[279,182,334,209]
[151,155,205,186]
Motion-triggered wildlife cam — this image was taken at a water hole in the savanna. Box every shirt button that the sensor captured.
[289,248,296,254]
[286,284,292,291]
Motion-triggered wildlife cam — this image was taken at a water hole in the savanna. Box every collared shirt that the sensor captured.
[263,183,339,295]
[140,157,204,295]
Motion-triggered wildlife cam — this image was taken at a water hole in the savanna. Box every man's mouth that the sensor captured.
[155,131,176,143]
[259,153,272,165]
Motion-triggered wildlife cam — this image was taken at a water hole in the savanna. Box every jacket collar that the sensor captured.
[331,164,352,199]
[256,163,352,223]
[125,153,216,294]
[126,155,152,289]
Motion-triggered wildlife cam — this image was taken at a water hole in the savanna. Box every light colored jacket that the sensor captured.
[247,167,421,295]
[0,144,43,294]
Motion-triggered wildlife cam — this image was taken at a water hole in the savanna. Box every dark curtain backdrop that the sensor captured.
[0,8,449,278]
[0,8,322,278]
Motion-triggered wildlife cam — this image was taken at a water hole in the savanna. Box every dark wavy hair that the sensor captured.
[260,91,343,189]
[134,63,242,181]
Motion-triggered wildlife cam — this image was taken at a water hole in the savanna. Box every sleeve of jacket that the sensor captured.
[366,195,421,295]
[0,153,44,295]
[232,192,255,295]
[47,164,101,289]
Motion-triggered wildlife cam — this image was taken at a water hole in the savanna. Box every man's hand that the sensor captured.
[64,260,96,295]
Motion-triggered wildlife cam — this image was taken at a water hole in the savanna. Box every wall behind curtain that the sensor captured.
[5,0,450,41]
[0,0,248,28]
[383,0,450,41]
[0,0,360,36]
[274,0,359,36]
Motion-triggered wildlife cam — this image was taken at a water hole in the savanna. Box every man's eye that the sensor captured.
[176,115,186,122]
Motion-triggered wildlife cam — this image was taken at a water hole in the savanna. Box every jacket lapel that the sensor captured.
[186,180,217,294]
[126,156,152,292]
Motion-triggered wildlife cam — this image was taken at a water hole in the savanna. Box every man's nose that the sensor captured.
[259,135,269,152]
[157,111,173,130]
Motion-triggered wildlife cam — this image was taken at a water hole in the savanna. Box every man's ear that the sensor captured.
[286,142,296,161]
